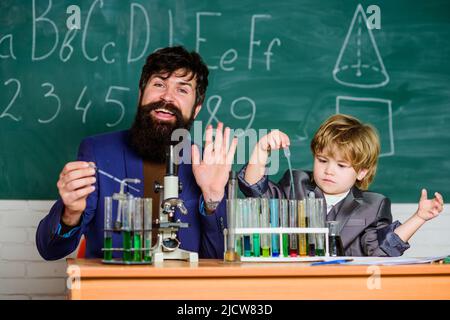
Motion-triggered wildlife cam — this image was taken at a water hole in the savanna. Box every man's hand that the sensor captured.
[192,122,238,205]
[57,161,96,226]
[415,189,444,221]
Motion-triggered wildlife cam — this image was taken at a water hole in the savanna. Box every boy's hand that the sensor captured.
[415,189,444,221]
[257,130,290,153]
[245,130,290,185]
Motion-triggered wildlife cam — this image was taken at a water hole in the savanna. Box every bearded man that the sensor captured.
[36,46,237,260]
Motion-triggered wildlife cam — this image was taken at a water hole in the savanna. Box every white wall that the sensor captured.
[0,200,76,300]
[0,200,449,300]
[392,204,450,257]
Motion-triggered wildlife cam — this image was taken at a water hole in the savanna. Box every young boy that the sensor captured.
[238,114,444,256]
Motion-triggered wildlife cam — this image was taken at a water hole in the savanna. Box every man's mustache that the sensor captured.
[140,100,183,121]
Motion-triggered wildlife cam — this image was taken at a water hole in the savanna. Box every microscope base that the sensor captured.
[153,249,198,263]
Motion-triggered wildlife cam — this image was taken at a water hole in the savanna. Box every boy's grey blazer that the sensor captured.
[238,166,410,257]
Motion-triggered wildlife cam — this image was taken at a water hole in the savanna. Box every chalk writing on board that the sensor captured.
[196,12,281,72]
[39,82,61,124]
[0,34,16,60]
[1,78,131,127]
[2,1,282,138]
[333,4,389,88]
[0,78,21,122]
[203,95,257,139]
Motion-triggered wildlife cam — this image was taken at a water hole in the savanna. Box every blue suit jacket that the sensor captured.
[36,130,226,260]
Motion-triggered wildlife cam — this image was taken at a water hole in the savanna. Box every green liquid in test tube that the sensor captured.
[103,196,113,261]
[143,198,153,262]
[280,199,289,257]
[122,231,132,262]
[133,234,142,261]
[235,237,242,257]
[144,239,152,262]
[260,198,270,257]
[315,198,325,257]
[133,198,143,262]
[122,196,132,262]
[253,234,260,257]
[250,198,260,257]
[103,237,113,261]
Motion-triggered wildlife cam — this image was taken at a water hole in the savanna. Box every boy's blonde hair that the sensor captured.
[310,114,380,190]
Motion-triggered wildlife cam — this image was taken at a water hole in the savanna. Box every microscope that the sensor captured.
[152,144,198,263]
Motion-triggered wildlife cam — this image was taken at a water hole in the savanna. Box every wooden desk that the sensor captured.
[66,258,450,300]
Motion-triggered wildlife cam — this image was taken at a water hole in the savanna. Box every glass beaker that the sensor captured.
[328,221,345,256]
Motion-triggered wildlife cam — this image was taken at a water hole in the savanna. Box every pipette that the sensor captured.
[283,147,296,199]
[88,164,141,193]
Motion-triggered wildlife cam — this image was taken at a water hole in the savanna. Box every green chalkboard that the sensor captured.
[1,0,449,202]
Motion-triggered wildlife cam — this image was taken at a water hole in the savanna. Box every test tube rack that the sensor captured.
[232,227,330,262]
[101,227,153,265]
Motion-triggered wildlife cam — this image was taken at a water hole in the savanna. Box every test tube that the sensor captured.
[122,195,133,262]
[288,199,298,257]
[225,199,237,262]
[280,199,289,257]
[307,192,316,256]
[235,199,243,257]
[143,198,152,262]
[260,198,271,257]
[228,171,238,200]
[269,199,280,257]
[250,198,260,257]
[315,198,325,256]
[133,198,143,262]
[297,200,307,256]
[242,199,252,257]
[103,196,113,261]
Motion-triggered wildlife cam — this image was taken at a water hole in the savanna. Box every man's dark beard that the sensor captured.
[129,100,195,163]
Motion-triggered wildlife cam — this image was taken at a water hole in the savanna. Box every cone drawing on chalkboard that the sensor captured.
[333,4,389,88]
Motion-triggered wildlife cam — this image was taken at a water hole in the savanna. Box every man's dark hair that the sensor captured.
[138,46,209,106]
